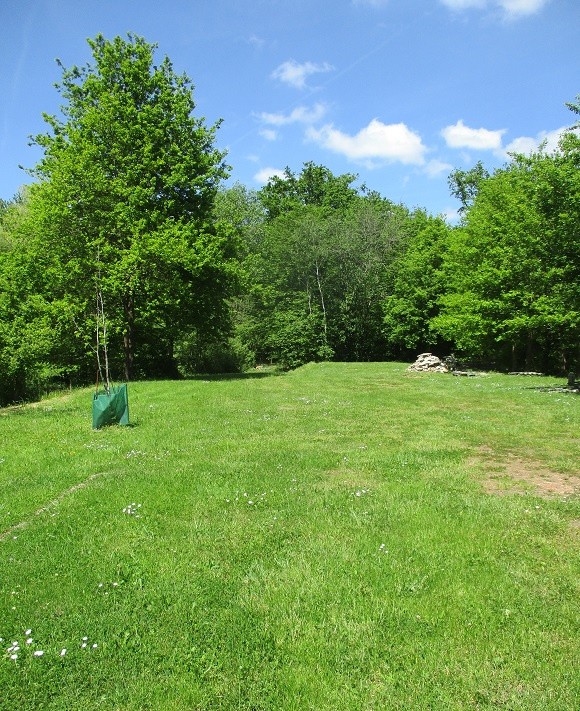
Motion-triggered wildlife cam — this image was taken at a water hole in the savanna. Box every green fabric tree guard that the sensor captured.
[92,384,129,429]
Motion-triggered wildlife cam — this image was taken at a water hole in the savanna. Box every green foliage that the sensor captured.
[565,93,580,127]
[0,190,27,253]
[174,331,255,375]
[434,132,579,372]
[237,168,415,367]
[2,71,578,393]
[382,212,452,355]
[447,160,490,214]
[264,304,332,370]
[27,33,236,381]
[327,198,411,360]
[213,183,265,238]
[259,161,359,220]
[0,192,87,405]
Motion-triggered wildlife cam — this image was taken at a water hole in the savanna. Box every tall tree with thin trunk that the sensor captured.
[28,34,236,380]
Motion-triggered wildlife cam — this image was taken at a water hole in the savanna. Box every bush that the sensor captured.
[174,333,255,375]
[266,310,333,370]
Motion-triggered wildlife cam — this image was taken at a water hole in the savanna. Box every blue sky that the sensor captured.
[1,0,578,219]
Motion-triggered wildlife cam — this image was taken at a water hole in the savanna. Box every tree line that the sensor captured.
[0,34,578,405]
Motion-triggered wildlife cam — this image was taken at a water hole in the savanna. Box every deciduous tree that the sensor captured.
[434,132,579,372]
[28,34,236,380]
[244,166,414,366]
[447,161,490,215]
[382,212,451,356]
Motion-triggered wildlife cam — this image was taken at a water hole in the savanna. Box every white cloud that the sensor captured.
[424,159,454,177]
[502,126,572,156]
[257,103,328,127]
[441,0,486,8]
[271,60,334,89]
[352,0,390,7]
[254,167,286,184]
[440,0,549,18]
[502,135,538,155]
[442,121,575,159]
[259,128,278,141]
[442,119,506,150]
[248,35,266,49]
[307,119,428,166]
[498,0,549,17]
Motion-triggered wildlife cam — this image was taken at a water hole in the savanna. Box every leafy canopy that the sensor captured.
[27,34,236,380]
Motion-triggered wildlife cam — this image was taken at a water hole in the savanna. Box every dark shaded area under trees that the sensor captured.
[0,33,578,406]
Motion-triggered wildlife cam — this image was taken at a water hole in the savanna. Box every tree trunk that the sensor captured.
[314,261,328,342]
[525,332,535,371]
[123,293,135,381]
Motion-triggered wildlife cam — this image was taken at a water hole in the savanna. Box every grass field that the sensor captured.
[1,362,578,710]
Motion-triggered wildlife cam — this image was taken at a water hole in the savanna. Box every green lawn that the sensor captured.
[1,363,578,709]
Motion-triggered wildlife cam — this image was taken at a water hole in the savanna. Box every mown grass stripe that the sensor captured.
[0,472,109,542]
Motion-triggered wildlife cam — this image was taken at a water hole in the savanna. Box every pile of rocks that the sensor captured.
[407,353,448,373]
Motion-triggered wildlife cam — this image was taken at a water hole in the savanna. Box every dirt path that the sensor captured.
[469,446,579,497]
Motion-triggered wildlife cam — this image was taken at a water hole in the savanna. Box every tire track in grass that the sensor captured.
[0,471,108,541]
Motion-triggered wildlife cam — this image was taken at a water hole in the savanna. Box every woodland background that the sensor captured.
[0,35,578,406]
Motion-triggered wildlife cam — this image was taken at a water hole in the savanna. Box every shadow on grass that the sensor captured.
[525,385,579,394]
[185,369,283,382]
[92,420,140,430]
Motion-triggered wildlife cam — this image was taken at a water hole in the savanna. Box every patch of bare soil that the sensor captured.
[468,446,579,498]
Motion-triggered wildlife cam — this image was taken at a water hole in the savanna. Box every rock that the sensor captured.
[407,353,448,373]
